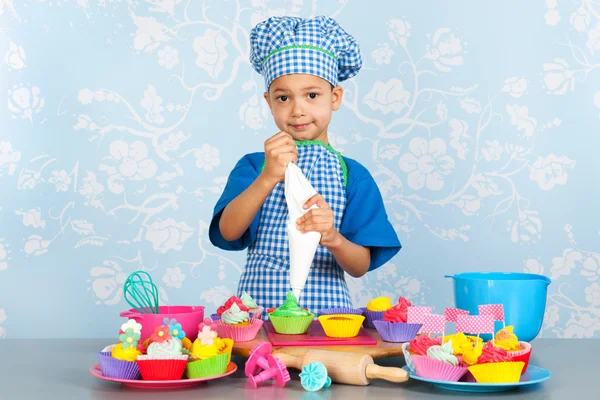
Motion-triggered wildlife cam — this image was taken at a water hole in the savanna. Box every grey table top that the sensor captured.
[0,339,594,399]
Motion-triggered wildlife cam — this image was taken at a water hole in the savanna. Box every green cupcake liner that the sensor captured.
[269,313,314,334]
[185,352,229,379]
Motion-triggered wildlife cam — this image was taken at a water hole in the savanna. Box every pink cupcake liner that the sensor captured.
[359,307,384,329]
[98,351,141,380]
[318,307,364,317]
[411,355,468,382]
[373,320,422,343]
[216,318,264,342]
[460,370,478,382]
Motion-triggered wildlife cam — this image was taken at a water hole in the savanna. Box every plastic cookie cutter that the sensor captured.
[245,342,290,388]
[300,362,331,392]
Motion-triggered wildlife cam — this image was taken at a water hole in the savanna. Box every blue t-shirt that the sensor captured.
[209,152,401,271]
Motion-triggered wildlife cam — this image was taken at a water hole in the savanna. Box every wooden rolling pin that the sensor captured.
[272,349,408,386]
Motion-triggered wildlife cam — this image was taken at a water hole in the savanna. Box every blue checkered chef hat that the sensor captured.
[250,16,363,91]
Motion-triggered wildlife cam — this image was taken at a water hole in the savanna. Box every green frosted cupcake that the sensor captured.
[268,291,314,334]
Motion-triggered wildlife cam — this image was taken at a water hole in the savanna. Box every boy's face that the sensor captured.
[264,74,343,143]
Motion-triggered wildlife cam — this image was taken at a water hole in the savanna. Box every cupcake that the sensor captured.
[402,334,441,375]
[213,295,250,321]
[186,319,234,379]
[268,291,314,334]
[467,342,524,383]
[412,340,467,382]
[318,314,365,338]
[240,291,265,320]
[360,296,393,329]
[494,326,531,374]
[98,319,143,380]
[373,296,421,342]
[136,325,189,380]
[215,303,264,342]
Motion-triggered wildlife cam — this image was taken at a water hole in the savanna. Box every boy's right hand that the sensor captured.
[261,131,298,184]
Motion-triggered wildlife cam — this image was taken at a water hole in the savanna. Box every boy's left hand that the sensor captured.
[296,194,342,249]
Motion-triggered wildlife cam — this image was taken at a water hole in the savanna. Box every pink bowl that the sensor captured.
[120,306,205,342]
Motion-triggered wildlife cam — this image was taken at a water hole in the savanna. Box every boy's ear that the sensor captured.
[331,86,344,111]
[263,92,273,113]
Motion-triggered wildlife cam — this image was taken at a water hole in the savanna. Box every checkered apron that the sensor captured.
[237,143,352,315]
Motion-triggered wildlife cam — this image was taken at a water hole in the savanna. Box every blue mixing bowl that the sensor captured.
[445,272,551,342]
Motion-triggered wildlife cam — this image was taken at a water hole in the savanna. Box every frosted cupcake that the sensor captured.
[373,296,421,342]
[215,303,264,342]
[269,291,314,334]
[98,319,143,380]
[186,319,233,379]
[360,296,393,329]
[494,326,531,374]
[136,325,189,380]
[467,342,524,383]
[412,340,467,382]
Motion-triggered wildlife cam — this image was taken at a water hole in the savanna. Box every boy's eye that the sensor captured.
[308,93,318,99]
[278,96,288,102]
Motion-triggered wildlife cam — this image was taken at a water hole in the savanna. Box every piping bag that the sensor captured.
[284,162,321,303]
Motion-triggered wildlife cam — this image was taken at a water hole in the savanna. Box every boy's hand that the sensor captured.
[261,132,298,185]
[296,194,342,249]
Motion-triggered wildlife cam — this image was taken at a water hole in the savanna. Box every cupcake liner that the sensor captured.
[318,308,364,317]
[507,342,532,374]
[210,313,221,321]
[468,362,525,383]
[249,306,265,320]
[373,321,422,343]
[460,370,477,383]
[136,356,188,381]
[318,315,365,338]
[401,342,416,374]
[216,318,264,342]
[98,350,141,380]
[269,313,314,334]
[359,307,384,329]
[412,356,467,382]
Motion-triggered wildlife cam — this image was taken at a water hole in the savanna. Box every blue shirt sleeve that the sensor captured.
[340,157,402,271]
[209,153,265,251]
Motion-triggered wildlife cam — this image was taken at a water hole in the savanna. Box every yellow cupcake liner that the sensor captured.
[318,314,365,338]
[467,361,524,383]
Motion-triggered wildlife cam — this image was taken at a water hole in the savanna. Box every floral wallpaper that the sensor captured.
[0,0,598,338]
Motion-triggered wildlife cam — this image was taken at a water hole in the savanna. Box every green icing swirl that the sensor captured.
[222,302,250,324]
[426,340,459,366]
[240,291,258,309]
[269,291,312,317]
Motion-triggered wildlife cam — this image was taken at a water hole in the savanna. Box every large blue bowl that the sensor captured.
[445,272,551,342]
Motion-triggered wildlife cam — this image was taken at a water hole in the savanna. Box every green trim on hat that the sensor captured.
[261,45,338,65]
[259,140,347,187]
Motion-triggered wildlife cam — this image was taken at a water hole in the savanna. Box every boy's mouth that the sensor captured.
[290,123,310,131]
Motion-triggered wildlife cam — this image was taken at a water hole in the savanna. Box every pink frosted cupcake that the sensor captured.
[412,340,467,382]
[373,297,421,342]
[215,304,263,342]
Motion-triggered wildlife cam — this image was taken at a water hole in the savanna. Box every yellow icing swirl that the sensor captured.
[461,341,483,366]
[443,333,483,355]
[494,325,520,351]
[366,296,393,312]
[191,338,220,360]
[111,343,141,362]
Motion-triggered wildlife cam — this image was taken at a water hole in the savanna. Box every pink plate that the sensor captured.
[89,362,237,389]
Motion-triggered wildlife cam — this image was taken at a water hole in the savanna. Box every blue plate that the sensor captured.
[403,365,551,393]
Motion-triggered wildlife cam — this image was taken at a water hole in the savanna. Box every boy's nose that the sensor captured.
[291,101,306,117]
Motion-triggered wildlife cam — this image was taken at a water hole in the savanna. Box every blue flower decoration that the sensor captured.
[169,322,186,340]
[299,362,331,392]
